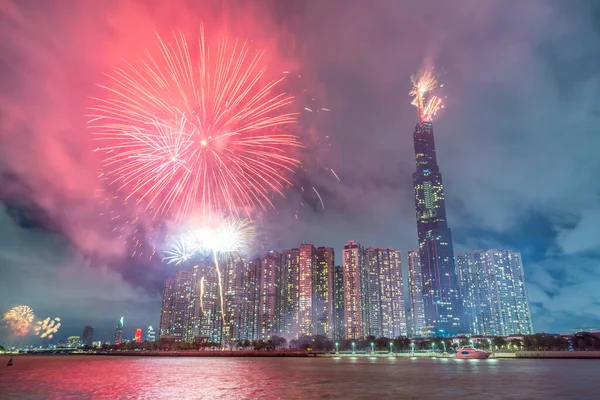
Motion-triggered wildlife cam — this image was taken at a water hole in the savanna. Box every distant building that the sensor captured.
[146,326,156,342]
[343,241,368,339]
[135,328,142,343]
[113,317,124,345]
[407,250,426,337]
[332,265,345,340]
[92,341,102,348]
[82,326,94,347]
[67,336,82,348]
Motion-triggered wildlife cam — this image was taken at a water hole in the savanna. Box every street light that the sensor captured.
[411,342,415,353]
[335,342,339,353]
[371,342,374,353]
[352,342,356,354]
[390,342,394,354]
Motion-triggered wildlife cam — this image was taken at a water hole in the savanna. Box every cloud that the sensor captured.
[1,0,600,335]
[0,205,161,343]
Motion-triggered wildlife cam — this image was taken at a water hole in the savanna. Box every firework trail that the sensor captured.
[409,70,444,123]
[34,317,61,339]
[165,216,254,346]
[3,306,35,336]
[89,30,302,221]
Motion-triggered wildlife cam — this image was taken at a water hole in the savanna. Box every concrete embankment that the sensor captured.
[493,351,600,359]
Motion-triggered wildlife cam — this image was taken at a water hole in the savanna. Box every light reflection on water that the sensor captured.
[1,355,599,399]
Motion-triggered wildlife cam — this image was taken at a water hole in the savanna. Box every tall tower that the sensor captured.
[412,120,462,336]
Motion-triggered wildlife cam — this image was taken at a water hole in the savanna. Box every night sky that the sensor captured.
[1,0,599,343]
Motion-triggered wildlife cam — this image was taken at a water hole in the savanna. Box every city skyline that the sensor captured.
[2,0,600,343]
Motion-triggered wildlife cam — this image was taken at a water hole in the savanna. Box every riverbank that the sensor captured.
[9,350,600,359]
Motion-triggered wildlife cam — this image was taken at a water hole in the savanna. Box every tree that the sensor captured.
[393,337,412,351]
[492,337,507,350]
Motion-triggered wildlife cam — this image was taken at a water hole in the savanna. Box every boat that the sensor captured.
[454,347,490,359]
[7,356,13,366]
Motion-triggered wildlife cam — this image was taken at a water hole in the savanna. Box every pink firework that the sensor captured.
[89,30,302,221]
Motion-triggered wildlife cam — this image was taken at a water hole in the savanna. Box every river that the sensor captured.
[1,355,599,399]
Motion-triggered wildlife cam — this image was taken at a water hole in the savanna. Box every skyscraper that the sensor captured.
[147,326,156,342]
[135,328,143,343]
[298,244,316,336]
[113,317,123,345]
[411,120,462,336]
[82,326,94,347]
[407,250,426,337]
[343,241,368,339]
[332,265,344,340]
[314,247,334,336]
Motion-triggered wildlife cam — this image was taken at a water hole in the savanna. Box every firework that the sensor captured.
[89,30,302,221]
[34,317,61,339]
[3,305,35,336]
[409,70,444,122]
[164,215,254,347]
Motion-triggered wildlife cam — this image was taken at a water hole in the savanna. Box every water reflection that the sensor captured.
[1,356,598,399]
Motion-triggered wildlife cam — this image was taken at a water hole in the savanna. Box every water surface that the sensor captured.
[1,355,598,399]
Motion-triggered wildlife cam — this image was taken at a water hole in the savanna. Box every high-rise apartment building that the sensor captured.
[82,325,94,347]
[113,317,124,344]
[298,244,316,336]
[314,247,334,336]
[159,276,176,339]
[455,250,534,336]
[281,248,300,340]
[343,241,368,339]
[482,250,534,336]
[455,252,484,335]
[412,120,462,336]
[332,265,344,340]
[258,251,282,340]
[407,250,426,337]
[366,248,406,338]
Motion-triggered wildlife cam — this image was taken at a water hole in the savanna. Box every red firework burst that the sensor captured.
[89,30,301,221]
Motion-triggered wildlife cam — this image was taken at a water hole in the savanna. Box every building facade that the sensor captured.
[314,247,334,336]
[407,250,426,337]
[412,121,462,336]
[332,265,345,340]
[365,248,406,338]
[343,241,368,339]
[455,250,534,336]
